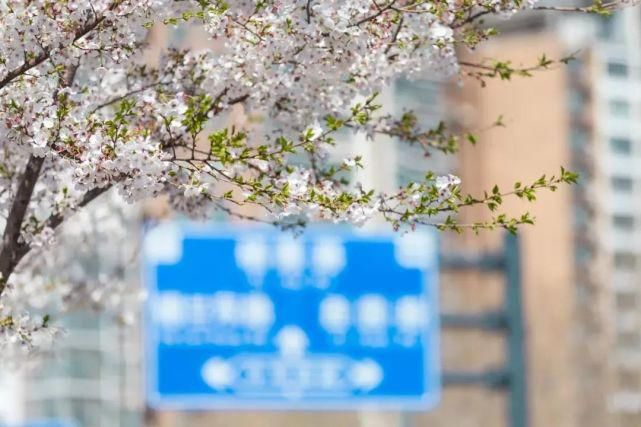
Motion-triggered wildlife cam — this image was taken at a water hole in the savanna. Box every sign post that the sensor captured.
[143,223,440,411]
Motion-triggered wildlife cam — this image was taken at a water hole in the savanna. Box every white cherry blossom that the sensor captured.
[0,0,595,356]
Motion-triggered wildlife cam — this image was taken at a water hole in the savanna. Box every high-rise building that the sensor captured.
[0,202,145,427]
[430,6,641,427]
[581,7,641,427]
[425,27,580,427]
[22,312,143,427]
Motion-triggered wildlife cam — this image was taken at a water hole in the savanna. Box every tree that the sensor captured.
[0,0,614,351]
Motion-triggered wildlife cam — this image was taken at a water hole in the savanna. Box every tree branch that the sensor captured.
[0,0,123,90]
[43,185,113,231]
[0,184,113,296]
[0,155,46,291]
[0,61,83,292]
[349,0,398,27]
[533,1,620,13]
[306,0,313,23]
[89,81,169,115]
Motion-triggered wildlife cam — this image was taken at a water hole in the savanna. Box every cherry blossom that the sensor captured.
[0,0,606,355]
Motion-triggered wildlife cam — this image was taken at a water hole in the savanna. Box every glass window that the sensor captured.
[396,165,424,187]
[616,292,638,311]
[568,90,585,115]
[610,137,632,154]
[621,414,641,427]
[169,27,188,48]
[618,367,640,390]
[395,79,439,105]
[610,99,630,117]
[50,348,102,379]
[598,18,612,39]
[575,246,592,265]
[570,129,588,149]
[608,62,629,77]
[71,399,102,427]
[613,215,635,231]
[573,206,589,227]
[615,252,637,270]
[598,13,624,42]
[64,311,101,329]
[394,78,441,128]
[612,176,634,192]
[618,331,641,349]
[26,401,47,420]
[567,56,582,76]
[28,399,72,421]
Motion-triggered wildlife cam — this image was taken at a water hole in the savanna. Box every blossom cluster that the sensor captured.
[0,1,544,257]
[0,0,585,356]
[0,193,140,361]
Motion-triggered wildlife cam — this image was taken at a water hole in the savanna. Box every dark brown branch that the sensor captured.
[0,155,46,291]
[349,0,398,27]
[0,184,113,296]
[44,185,113,231]
[452,9,493,28]
[385,16,404,54]
[0,62,83,292]
[90,82,170,114]
[306,0,313,23]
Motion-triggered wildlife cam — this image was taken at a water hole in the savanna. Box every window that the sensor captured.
[394,78,441,128]
[610,137,632,155]
[608,62,629,77]
[575,246,592,266]
[613,215,635,231]
[618,368,640,390]
[64,311,101,329]
[573,206,589,227]
[71,399,103,427]
[396,165,425,187]
[570,129,588,149]
[610,99,630,117]
[598,13,624,42]
[395,79,439,105]
[616,292,638,311]
[618,331,641,349]
[51,348,102,379]
[169,27,188,48]
[612,176,634,192]
[620,414,641,427]
[615,252,637,270]
[568,90,586,115]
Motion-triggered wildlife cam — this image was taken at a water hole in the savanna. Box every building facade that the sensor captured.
[587,7,641,426]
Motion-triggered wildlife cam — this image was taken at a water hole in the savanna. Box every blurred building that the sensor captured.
[0,201,145,427]
[427,27,580,427]
[437,6,641,427]
[21,312,142,427]
[585,7,641,426]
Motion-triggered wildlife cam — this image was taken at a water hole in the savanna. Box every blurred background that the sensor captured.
[1,4,640,427]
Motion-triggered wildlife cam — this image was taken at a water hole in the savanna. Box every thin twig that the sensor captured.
[349,0,398,27]
[306,0,313,23]
[0,0,124,90]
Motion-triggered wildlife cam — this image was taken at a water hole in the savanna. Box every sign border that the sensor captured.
[143,223,441,411]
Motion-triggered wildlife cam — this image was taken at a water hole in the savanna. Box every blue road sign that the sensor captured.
[143,222,440,410]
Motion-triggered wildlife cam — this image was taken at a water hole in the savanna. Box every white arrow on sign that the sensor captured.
[348,359,383,391]
[201,357,236,390]
[274,325,309,358]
